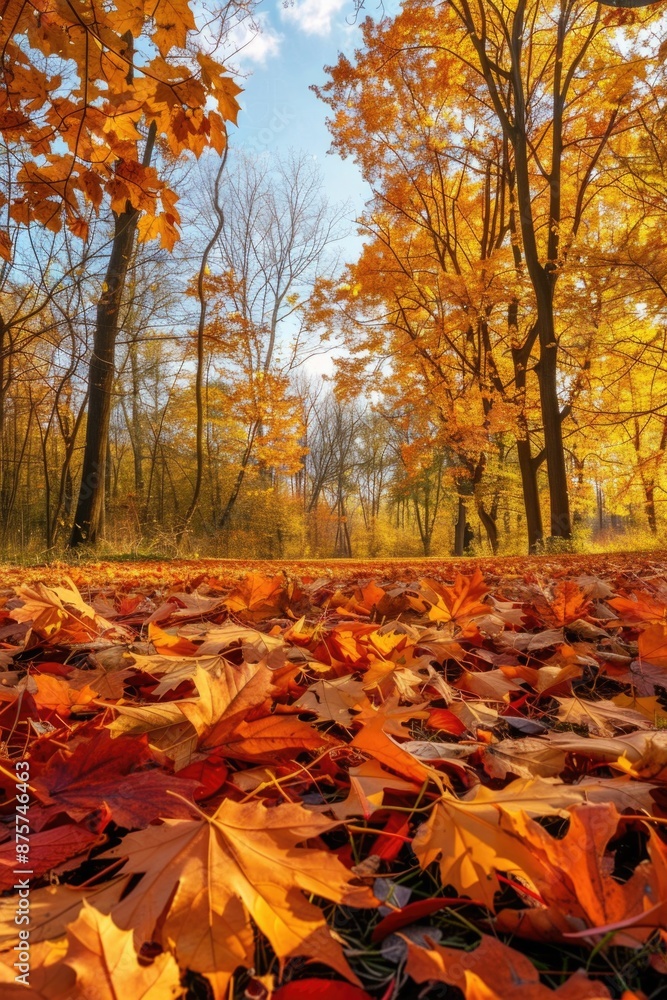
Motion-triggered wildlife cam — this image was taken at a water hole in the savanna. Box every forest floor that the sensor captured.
[2,547,666,590]
[1,552,666,999]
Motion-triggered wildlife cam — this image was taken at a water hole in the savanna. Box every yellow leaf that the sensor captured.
[612,692,667,726]
[0,936,75,998]
[65,903,182,999]
[152,0,197,56]
[102,110,143,143]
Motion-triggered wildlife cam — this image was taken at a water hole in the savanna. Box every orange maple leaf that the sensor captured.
[638,624,667,667]
[101,799,376,992]
[223,573,286,615]
[404,934,611,998]
[408,568,489,623]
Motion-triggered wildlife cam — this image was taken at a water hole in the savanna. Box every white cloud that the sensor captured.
[279,0,349,36]
[225,12,283,66]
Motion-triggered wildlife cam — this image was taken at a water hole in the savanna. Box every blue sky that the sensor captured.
[216,1,386,375]
[225,1,378,220]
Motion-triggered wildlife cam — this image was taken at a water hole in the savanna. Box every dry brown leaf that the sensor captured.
[555,696,650,736]
[10,579,129,643]
[324,760,420,820]
[294,675,370,724]
[0,878,132,948]
[107,702,199,770]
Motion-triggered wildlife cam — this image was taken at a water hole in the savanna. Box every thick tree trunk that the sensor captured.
[644,482,657,535]
[454,494,467,556]
[476,500,499,555]
[507,6,571,541]
[69,124,156,547]
[535,290,571,540]
[516,438,544,552]
[69,210,138,546]
[513,131,571,540]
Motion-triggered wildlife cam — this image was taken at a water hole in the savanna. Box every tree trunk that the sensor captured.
[535,297,571,540]
[50,399,87,546]
[414,496,432,556]
[644,482,657,535]
[128,339,144,496]
[516,438,544,552]
[507,5,571,540]
[69,123,156,547]
[476,500,499,555]
[333,476,352,558]
[218,421,259,530]
[454,494,467,556]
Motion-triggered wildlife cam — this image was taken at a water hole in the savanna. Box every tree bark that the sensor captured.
[69,123,156,547]
[454,494,467,556]
[462,0,573,539]
[533,278,571,539]
[476,499,499,555]
[128,338,144,496]
[218,421,259,530]
[516,438,543,552]
[644,482,657,535]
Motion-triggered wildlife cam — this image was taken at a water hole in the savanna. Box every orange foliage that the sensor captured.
[0,0,242,252]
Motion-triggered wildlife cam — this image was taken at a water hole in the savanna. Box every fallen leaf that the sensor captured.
[31,731,199,828]
[0,938,75,998]
[499,803,664,946]
[101,799,377,990]
[411,776,649,909]
[65,903,182,999]
[404,934,611,998]
[0,825,98,890]
[32,674,98,717]
[638,623,667,667]
[409,569,489,623]
[272,981,374,1000]
[204,712,338,761]
[555,697,650,736]
[294,675,370,724]
[223,573,286,614]
[107,702,199,770]
[148,622,199,656]
[10,579,128,643]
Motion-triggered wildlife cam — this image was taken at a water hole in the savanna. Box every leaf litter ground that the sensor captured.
[0,552,666,999]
